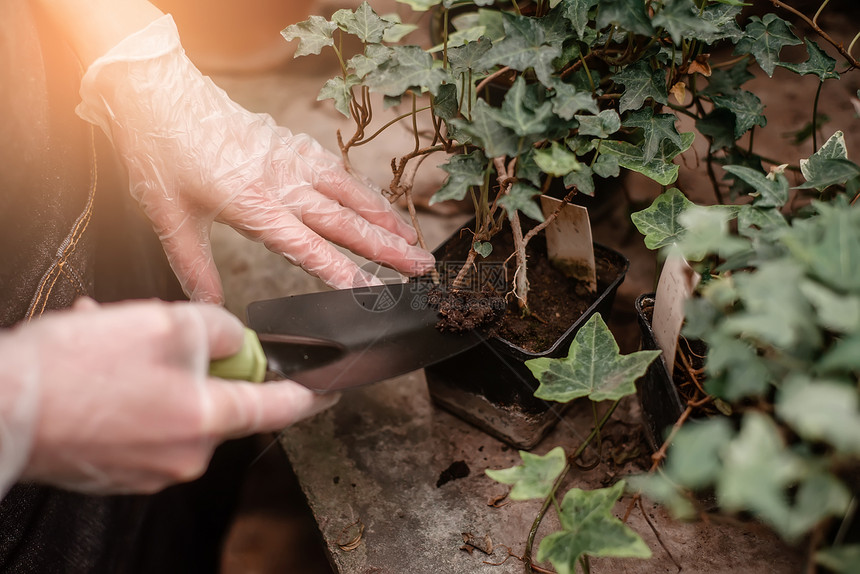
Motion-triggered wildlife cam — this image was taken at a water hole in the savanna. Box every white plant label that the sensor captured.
[653,252,700,377]
[540,196,596,292]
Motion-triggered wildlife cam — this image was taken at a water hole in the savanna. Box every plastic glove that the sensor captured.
[0,298,338,496]
[76,15,434,303]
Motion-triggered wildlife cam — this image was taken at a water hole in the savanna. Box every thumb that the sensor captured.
[205,379,340,439]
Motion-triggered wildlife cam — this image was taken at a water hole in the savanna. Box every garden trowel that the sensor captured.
[209,282,491,393]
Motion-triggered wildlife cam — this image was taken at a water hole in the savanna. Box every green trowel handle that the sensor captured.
[209,328,267,383]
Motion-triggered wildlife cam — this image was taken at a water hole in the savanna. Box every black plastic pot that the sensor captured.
[425,227,629,449]
[635,293,686,452]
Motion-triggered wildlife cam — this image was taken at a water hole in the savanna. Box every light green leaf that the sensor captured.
[364,45,448,97]
[736,205,788,238]
[576,109,621,138]
[528,314,659,403]
[777,376,860,455]
[778,38,839,81]
[735,13,802,77]
[473,241,493,257]
[799,279,860,333]
[485,447,566,500]
[431,150,487,204]
[593,153,620,178]
[332,2,391,43]
[497,77,555,137]
[534,142,583,177]
[600,132,695,186]
[499,183,545,221]
[612,61,668,113]
[317,75,360,118]
[665,418,734,489]
[722,165,789,208]
[551,80,600,120]
[477,12,561,86]
[281,16,338,57]
[711,91,767,138]
[538,481,652,574]
[562,0,599,39]
[631,188,695,251]
[798,132,860,190]
[676,204,745,261]
[623,108,682,164]
[452,99,520,158]
[818,334,860,373]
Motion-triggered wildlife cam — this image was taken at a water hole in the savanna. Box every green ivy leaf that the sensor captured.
[473,241,493,257]
[317,75,360,118]
[550,80,600,120]
[777,376,860,455]
[281,16,338,57]
[596,0,653,37]
[817,545,860,574]
[381,13,417,43]
[432,83,459,121]
[696,109,738,152]
[600,132,695,186]
[623,108,682,164]
[736,205,788,239]
[537,481,652,574]
[446,37,493,75]
[452,99,520,158]
[576,109,621,138]
[498,182,545,221]
[497,77,555,137]
[593,152,620,178]
[631,188,695,250]
[485,447,566,500]
[364,45,448,97]
[818,334,860,374]
[697,3,744,44]
[798,131,860,190]
[563,164,595,195]
[799,280,860,333]
[778,39,839,81]
[722,165,789,208]
[612,61,669,113]
[332,2,391,43]
[431,150,487,204]
[478,12,561,86]
[675,204,745,261]
[534,141,583,177]
[702,61,755,97]
[735,13,801,77]
[562,0,599,39]
[652,0,720,46]
[528,314,659,403]
[711,91,767,138]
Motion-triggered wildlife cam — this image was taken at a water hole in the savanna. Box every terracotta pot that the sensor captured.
[154,0,315,73]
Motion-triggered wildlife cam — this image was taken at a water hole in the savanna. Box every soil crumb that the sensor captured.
[429,286,505,334]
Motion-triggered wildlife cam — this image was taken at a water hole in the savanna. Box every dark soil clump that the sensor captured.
[429,286,505,333]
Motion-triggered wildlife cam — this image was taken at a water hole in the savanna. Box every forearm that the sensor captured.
[31,0,164,67]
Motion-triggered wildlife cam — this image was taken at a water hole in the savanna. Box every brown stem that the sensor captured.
[475,66,512,95]
[770,0,860,69]
[452,247,478,289]
[522,188,578,246]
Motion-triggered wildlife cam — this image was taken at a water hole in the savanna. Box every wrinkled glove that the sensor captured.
[0,298,338,496]
[77,15,434,303]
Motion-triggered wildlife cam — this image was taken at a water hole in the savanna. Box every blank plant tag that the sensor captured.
[653,251,701,377]
[540,196,596,293]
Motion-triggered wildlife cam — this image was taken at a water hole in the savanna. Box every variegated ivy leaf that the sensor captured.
[697,3,744,45]
[564,164,595,196]
[485,447,566,500]
[623,108,682,164]
[473,241,493,257]
[562,0,599,40]
[477,12,561,86]
[710,91,767,138]
[631,188,695,251]
[317,75,360,118]
[363,45,448,97]
[446,37,493,75]
[777,375,860,455]
[612,61,669,114]
[498,182,544,222]
[734,13,801,77]
[452,99,520,157]
[596,0,653,37]
[431,150,487,204]
[575,109,621,138]
[652,0,720,46]
[550,79,600,120]
[736,204,787,239]
[599,132,695,186]
[779,39,839,81]
[281,16,338,58]
[534,141,582,177]
[528,314,659,403]
[537,481,652,574]
[496,77,555,138]
[593,153,620,178]
[383,21,418,44]
[332,2,391,44]
[722,164,788,208]
[798,279,860,334]
[798,131,860,191]
[675,204,745,261]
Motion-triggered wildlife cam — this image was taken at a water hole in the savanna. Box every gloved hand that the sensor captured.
[76,15,434,303]
[0,298,338,496]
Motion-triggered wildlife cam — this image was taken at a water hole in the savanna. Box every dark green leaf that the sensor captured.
[576,109,621,138]
[497,77,555,137]
[652,0,720,46]
[593,152,620,178]
[499,182,545,221]
[711,91,767,138]
[564,164,595,195]
[281,16,338,57]
[432,83,459,120]
[722,165,789,208]
[550,79,600,120]
[778,39,839,81]
[562,0,599,39]
[735,13,801,77]
[696,109,738,151]
[623,108,682,164]
[452,99,520,157]
[364,45,448,97]
[612,61,669,113]
[538,481,652,573]
[485,447,566,500]
[697,3,744,44]
[528,314,659,403]
[701,61,755,97]
[600,132,695,186]
[447,37,493,75]
[596,0,653,37]
[431,150,487,204]
[477,12,561,86]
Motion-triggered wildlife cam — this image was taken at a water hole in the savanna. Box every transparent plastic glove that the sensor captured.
[1,298,338,495]
[76,15,434,303]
